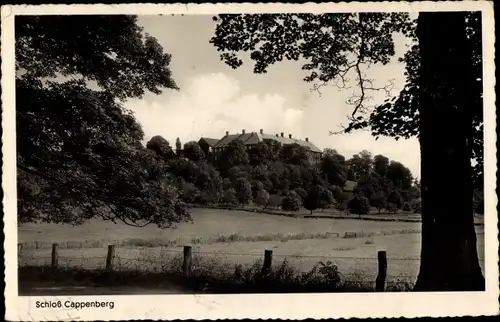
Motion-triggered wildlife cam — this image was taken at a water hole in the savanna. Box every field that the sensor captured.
[18,208,485,286]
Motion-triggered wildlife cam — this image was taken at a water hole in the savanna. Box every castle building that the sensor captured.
[200,129,323,165]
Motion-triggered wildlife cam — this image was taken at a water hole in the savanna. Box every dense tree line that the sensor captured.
[144,136,451,217]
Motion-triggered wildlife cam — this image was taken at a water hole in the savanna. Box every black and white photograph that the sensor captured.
[2,2,498,320]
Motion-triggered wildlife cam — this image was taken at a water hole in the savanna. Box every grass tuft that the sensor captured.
[19,231,349,250]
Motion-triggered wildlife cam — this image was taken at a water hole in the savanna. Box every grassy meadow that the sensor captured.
[18,208,485,288]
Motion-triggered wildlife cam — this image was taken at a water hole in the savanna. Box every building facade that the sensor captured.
[198,137,219,161]
[205,129,323,166]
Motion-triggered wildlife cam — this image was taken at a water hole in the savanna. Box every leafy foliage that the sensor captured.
[321,150,348,187]
[267,195,283,209]
[222,188,238,205]
[293,188,308,203]
[211,13,413,84]
[255,190,270,209]
[281,191,301,212]
[303,185,333,214]
[235,177,253,204]
[347,150,373,180]
[248,141,274,166]
[216,140,249,176]
[144,134,420,218]
[319,188,335,210]
[279,144,310,166]
[410,198,422,214]
[175,137,182,151]
[146,136,176,161]
[387,190,403,209]
[370,191,387,214]
[17,15,188,228]
[369,12,483,187]
[386,202,398,214]
[387,161,414,190]
[347,195,370,215]
[182,183,201,204]
[183,141,205,162]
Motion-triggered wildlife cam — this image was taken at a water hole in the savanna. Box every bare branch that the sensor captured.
[309,81,329,97]
[305,16,398,136]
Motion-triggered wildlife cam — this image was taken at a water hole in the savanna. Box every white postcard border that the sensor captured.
[2,2,498,320]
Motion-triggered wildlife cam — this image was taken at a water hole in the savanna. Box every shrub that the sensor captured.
[222,188,238,205]
[319,189,335,210]
[250,180,265,199]
[370,192,387,214]
[335,191,350,206]
[347,195,370,215]
[182,183,200,203]
[402,201,411,212]
[386,202,398,214]
[174,202,191,221]
[281,191,301,212]
[255,190,270,209]
[183,141,205,162]
[329,185,343,200]
[410,198,421,213]
[335,199,348,213]
[222,178,232,190]
[303,185,322,214]
[267,195,283,209]
[316,261,341,286]
[387,190,403,209]
[235,177,252,204]
[294,188,308,203]
[303,192,318,214]
[199,190,220,205]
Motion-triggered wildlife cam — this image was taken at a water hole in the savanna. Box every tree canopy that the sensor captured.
[369,12,483,187]
[16,15,190,228]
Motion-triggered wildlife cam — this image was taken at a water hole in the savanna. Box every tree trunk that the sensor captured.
[414,12,484,291]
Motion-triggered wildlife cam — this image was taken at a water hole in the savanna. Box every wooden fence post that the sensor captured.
[51,243,58,268]
[261,250,273,275]
[106,245,115,271]
[375,250,387,292]
[183,246,192,277]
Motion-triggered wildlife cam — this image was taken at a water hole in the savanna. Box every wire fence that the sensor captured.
[18,245,424,286]
[18,242,486,293]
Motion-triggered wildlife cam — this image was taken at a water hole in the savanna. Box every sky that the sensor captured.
[123,15,421,178]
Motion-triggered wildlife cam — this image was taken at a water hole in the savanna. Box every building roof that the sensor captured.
[213,133,255,148]
[260,133,322,153]
[212,131,322,153]
[199,137,220,147]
